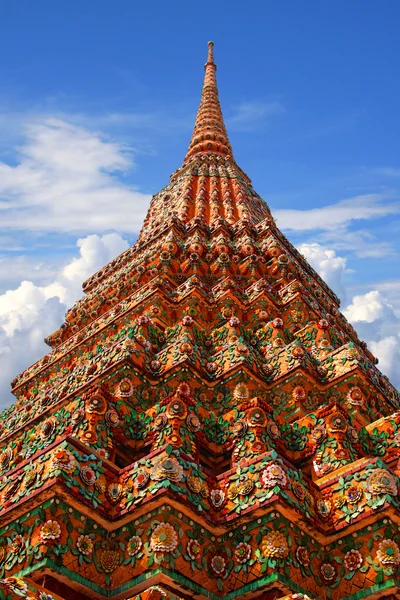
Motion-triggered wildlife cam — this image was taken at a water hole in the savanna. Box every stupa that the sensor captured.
[0,42,400,600]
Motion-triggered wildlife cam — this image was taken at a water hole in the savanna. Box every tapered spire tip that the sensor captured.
[206,41,215,65]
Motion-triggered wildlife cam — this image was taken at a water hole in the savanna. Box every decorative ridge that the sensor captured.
[184,41,232,162]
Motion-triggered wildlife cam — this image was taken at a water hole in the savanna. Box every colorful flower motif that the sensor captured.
[320,562,336,581]
[316,365,328,378]
[77,535,94,556]
[334,495,346,508]
[127,536,142,557]
[261,530,289,559]
[263,363,274,376]
[347,386,364,406]
[166,399,187,420]
[151,456,184,482]
[266,420,280,439]
[50,449,75,473]
[40,520,61,542]
[235,542,251,564]
[248,407,267,427]
[236,343,249,355]
[186,413,201,432]
[71,407,85,426]
[150,523,178,553]
[10,535,25,555]
[187,474,202,494]
[107,483,123,503]
[135,469,150,489]
[261,463,288,489]
[327,413,347,432]
[311,425,326,445]
[347,427,359,444]
[187,539,201,561]
[100,549,120,573]
[40,417,57,441]
[317,499,332,519]
[117,378,133,397]
[292,481,306,501]
[105,410,119,428]
[87,394,107,414]
[182,315,194,327]
[150,360,161,371]
[344,549,363,571]
[97,448,109,459]
[154,413,168,430]
[233,419,247,437]
[238,476,254,496]
[227,483,239,500]
[0,448,13,472]
[377,539,400,565]
[179,342,193,355]
[292,386,306,401]
[291,346,304,358]
[272,318,283,328]
[295,546,310,567]
[346,486,362,504]
[80,466,96,486]
[210,489,225,509]
[233,383,249,400]
[210,554,226,576]
[366,469,397,496]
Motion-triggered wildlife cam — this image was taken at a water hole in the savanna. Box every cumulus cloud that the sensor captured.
[0,233,129,409]
[296,243,400,390]
[343,290,400,389]
[297,242,347,300]
[0,118,152,234]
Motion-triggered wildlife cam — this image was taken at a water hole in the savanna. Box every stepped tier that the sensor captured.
[0,42,399,600]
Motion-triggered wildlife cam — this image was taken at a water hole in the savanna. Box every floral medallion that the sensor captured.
[261,463,288,488]
[100,549,120,573]
[187,539,201,561]
[260,530,289,559]
[127,535,142,556]
[377,539,400,565]
[40,520,61,543]
[150,523,178,553]
[151,456,184,482]
[234,542,251,564]
[77,535,94,555]
[344,549,363,570]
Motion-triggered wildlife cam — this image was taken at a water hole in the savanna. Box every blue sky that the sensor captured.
[0,1,399,407]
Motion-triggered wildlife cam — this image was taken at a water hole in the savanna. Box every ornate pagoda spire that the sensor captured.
[184,41,233,162]
[1,42,399,600]
[135,42,272,245]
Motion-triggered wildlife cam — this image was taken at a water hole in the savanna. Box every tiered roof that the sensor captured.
[0,43,400,600]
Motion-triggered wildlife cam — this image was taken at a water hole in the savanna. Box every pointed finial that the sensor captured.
[184,40,232,161]
[207,41,215,65]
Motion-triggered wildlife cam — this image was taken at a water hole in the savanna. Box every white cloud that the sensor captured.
[343,290,400,389]
[0,233,129,409]
[343,290,392,324]
[0,118,152,234]
[298,244,400,391]
[273,194,399,232]
[297,242,347,300]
